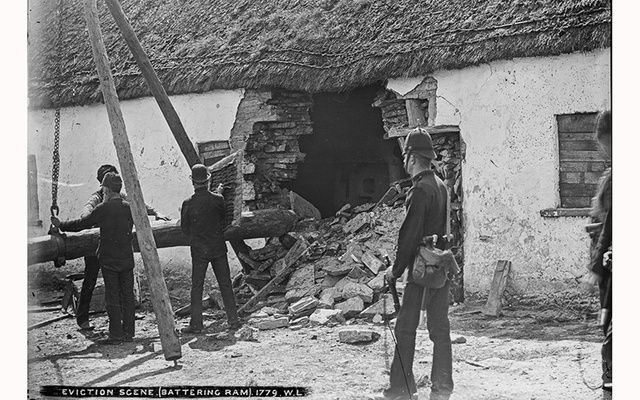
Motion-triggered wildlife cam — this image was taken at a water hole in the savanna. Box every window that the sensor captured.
[197,140,230,166]
[557,113,610,208]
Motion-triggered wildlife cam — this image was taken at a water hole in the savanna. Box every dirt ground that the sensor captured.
[27,282,606,400]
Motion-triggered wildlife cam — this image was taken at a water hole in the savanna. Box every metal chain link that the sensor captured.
[50,108,61,216]
[50,0,64,217]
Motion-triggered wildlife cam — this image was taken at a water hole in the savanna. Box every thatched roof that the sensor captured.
[28,0,611,109]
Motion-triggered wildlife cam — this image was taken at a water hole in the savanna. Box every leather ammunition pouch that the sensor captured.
[412,243,460,289]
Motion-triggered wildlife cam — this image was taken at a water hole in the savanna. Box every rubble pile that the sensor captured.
[230,200,410,331]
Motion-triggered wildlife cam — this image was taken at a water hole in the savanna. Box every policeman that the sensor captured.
[383,129,453,400]
[585,111,612,398]
[180,164,240,333]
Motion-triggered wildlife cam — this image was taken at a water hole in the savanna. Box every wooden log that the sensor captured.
[482,260,512,317]
[103,0,200,167]
[238,238,311,314]
[84,0,181,361]
[27,209,298,265]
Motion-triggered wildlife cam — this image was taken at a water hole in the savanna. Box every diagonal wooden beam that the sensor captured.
[103,0,200,167]
[84,0,181,361]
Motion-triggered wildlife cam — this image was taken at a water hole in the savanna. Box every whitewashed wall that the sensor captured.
[388,49,611,295]
[28,90,248,274]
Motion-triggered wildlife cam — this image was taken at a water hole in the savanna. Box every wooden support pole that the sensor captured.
[83,0,181,361]
[103,0,200,167]
[28,155,42,227]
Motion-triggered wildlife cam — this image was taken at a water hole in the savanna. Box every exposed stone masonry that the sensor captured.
[229,89,313,210]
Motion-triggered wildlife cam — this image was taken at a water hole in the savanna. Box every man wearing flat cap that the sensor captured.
[180,164,240,333]
[53,172,136,343]
[382,129,453,400]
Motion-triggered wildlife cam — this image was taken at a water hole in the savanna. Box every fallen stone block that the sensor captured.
[309,309,345,326]
[338,243,364,263]
[290,316,310,326]
[367,273,386,292]
[288,296,318,318]
[452,336,467,344]
[318,288,337,309]
[235,326,258,341]
[260,306,280,316]
[338,328,380,344]
[285,264,316,303]
[343,213,371,234]
[347,264,372,280]
[256,316,290,330]
[341,281,374,303]
[335,297,364,319]
[323,259,354,276]
[321,274,343,288]
[333,276,357,300]
[361,251,384,275]
[360,294,396,318]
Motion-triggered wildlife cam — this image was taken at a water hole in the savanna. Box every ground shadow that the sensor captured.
[449,307,602,343]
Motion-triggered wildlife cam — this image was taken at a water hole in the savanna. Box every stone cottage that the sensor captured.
[27,0,611,297]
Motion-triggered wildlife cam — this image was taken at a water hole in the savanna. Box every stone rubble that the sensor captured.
[230,201,418,332]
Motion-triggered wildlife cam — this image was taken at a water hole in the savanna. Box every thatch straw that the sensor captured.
[28,0,611,109]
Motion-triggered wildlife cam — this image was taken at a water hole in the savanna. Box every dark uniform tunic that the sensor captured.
[389,170,454,397]
[589,168,612,392]
[60,197,135,339]
[181,187,238,328]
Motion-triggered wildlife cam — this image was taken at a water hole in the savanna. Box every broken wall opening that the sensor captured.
[284,85,404,218]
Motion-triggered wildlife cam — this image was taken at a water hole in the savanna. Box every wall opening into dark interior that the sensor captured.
[283,85,405,218]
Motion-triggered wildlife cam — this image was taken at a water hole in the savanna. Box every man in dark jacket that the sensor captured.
[383,129,453,400]
[53,172,136,343]
[75,164,168,331]
[181,164,240,333]
[585,110,612,398]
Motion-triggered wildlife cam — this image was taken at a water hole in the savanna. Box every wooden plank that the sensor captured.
[559,183,598,197]
[559,161,588,172]
[84,0,181,361]
[387,125,460,139]
[103,0,200,167]
[583,172,604,184]
[539,208,591,218]
[559,140,600,151]
[198,141,230,153]
[559,150,606,161]
[557,113,597,133]
[558,132,596,141]
[561,196,591,208]
[238,238,311,314]
[482,260,511,317]
[589,162,608,172]
[559,172,583,184]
